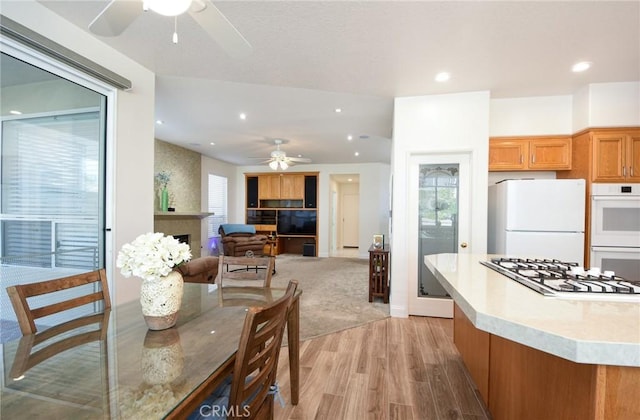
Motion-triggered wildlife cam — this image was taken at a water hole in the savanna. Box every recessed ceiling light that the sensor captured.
[156,120,164,125]
[348,178,353,182]
[572,61,592,72]
[435,72,450,82]
[354,152,359,157]
[9,110,22,115]
[210,142,215,146]
[347,135,353,141]
[297,154,302,158]
[335,108,342,113]
[239,113,246,120]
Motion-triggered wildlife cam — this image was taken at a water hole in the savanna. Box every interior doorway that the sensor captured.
[329,174,360,258]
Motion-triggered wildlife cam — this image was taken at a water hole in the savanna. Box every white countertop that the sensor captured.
[425,253,640,367]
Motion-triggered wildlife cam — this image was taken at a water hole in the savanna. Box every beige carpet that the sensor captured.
[269,254,390,341]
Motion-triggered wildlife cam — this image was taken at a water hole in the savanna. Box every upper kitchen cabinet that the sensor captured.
[592,130,640,182]
[560,128,640,183]
[489,136,572,171]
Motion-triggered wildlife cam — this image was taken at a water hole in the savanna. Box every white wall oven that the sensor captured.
[590,183,640,281]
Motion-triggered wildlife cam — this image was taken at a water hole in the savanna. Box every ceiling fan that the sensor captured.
[88,0,252,58]
[260,139,312,171]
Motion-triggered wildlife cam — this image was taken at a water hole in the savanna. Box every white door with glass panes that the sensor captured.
[408,153,471,317]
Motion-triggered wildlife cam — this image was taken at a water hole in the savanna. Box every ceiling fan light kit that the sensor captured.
[144,0,192,17]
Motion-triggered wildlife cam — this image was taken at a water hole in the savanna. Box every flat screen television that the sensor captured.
[277,210,317,236]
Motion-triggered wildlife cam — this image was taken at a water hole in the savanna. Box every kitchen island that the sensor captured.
[425,253,640,420]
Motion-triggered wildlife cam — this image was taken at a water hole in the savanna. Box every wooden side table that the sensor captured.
[368,245,390,303]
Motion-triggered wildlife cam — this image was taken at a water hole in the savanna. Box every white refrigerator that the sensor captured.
[488,179,586,265]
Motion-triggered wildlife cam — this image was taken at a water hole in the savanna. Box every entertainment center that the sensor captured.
[245,172,318,256]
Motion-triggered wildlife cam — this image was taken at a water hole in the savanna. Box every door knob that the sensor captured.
[460,242,468,248]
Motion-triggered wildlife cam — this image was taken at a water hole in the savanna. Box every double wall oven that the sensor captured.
[590,183,640,281]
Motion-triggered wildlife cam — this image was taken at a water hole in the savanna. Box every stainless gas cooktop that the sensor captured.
[481,257,640,301]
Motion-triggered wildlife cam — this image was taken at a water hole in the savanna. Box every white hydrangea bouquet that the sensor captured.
[117,232,192,282]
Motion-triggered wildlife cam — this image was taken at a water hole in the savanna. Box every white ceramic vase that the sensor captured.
[140,270,184,330]
[141,329,184,384]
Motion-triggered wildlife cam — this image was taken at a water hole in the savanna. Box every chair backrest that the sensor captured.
[229,280,297,420]
[217,255,274,288]
[10,310,111,380]
[6,269,111,335]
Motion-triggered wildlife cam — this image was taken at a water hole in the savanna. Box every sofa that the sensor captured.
[176,256,219,284]
[218,224,268,257]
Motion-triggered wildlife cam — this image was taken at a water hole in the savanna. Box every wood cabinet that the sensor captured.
[489,136,572,171]
[280,174,305,199]
[258,174,281,199]
[257,174,305,199]
[368,245,390,303]
[245,172,319,256]
[592,130,640,182]
[556,127,640,266]
[454,303,640,420]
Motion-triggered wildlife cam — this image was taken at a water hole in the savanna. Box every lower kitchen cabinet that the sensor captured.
[453,303,640,420]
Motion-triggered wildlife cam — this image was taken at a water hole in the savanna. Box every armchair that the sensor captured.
[176,256,219,284]
[218,224,268,257]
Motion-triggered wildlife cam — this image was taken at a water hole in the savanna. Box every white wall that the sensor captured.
[235,163,390,258]
[391,91,490,317]
[490,95,573,136]
[588,82,640,128]
[2,1,157,304]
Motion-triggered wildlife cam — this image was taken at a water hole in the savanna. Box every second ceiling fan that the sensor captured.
[262,139,312,171]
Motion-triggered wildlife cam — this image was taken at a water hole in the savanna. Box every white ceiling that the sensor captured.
[31,1,640,166]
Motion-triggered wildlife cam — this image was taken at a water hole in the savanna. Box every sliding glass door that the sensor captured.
[0,51,107,338]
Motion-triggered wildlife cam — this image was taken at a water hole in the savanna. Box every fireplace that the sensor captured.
[154,212,212,258]
[173,234,190,245]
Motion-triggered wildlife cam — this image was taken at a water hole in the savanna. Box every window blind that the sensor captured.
[207,174,228,240]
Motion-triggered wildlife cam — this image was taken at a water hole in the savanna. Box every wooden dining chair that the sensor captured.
[189,280,298,420]
[6,269,111,335]
[217,255,275,288]
[9,310,111,380]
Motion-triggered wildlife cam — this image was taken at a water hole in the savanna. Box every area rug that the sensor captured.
[269,254,390,341]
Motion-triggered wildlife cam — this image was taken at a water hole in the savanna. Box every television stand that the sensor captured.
[278,235,316,256]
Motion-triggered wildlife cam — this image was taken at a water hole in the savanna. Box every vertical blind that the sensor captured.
[207,174,228,241]
[1,111,100,266]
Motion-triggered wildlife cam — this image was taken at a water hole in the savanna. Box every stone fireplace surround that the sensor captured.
[154,212,212,258]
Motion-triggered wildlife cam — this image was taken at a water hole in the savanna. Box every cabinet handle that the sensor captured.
[519,155,523,164]
[532,154,536,164]
[623,166,626,177]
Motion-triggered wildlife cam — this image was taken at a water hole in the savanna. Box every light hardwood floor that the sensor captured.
[274,316,491,420]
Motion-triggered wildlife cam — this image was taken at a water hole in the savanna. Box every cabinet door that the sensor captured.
[627,132,640,181]
[592,133,626,182]
[258,175,281,199]
[528,137,571,170]
[280,174,305,199]
[489,139,528,171]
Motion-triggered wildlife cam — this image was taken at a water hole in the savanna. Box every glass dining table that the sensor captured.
[0,283,301,419]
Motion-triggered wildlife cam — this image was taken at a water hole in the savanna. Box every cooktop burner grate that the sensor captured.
[481,257,640,299]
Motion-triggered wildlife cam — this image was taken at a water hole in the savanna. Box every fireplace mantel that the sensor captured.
[154,212,214,220]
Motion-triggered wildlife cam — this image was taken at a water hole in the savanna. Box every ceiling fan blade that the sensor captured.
[89,0,142,37]
[189,0,253,59]
[287,157,312,163]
